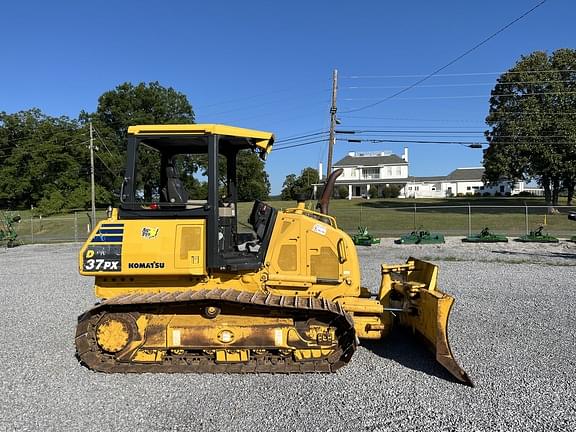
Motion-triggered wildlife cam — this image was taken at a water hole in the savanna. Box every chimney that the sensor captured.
[402,147,409,162]
[348,151,355,157]
[318,162,323,180]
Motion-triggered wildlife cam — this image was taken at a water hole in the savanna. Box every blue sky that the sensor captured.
[1,0,573,194]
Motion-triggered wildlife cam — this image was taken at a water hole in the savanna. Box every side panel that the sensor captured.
[264,210,361,299]
[79,218,206,276]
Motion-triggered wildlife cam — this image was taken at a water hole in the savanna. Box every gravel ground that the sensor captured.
[0,240,575,432]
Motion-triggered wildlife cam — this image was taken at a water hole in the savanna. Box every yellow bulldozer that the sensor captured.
[76,124,472,386]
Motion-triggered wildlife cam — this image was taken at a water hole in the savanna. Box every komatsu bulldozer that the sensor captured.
[76,124,472,386]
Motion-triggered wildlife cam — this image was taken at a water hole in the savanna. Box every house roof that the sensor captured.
[333,154,407,167]
[446,167,485,181]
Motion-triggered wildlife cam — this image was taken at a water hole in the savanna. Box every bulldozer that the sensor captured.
[76,124,472,386]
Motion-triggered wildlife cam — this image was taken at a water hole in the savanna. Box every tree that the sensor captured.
[83,81,197,201]
[0,109,108,212]
[280,167,320,200]
[90,81,195,143]
[483,49,576,206]
[236,150,270,201]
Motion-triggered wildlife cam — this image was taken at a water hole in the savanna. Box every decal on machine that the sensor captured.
[83,244,121,272]
[312,223,327,236]
[127,261,165,269]
[90,223,124,243]
[141,227,160,239]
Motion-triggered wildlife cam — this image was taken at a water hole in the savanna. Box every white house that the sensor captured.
[401,167,542,198]
[315,150,409,199]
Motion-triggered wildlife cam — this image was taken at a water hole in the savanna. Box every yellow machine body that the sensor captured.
[76,124,472,385]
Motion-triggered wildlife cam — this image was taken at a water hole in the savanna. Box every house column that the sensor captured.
[366,184,371,199]
[313,184,317,199]
[348,184,352,200]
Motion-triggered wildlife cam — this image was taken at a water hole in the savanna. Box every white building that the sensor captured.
[401,167,542,198]
[317,150,409,199]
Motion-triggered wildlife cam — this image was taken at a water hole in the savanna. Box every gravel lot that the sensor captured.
[1,239,575,432]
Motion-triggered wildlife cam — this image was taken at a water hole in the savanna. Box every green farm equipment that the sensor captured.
[395,228,445,245]
[351,226,381,246]
[516,225,559,243]
[0,211,21,248]
[462,227,508,243]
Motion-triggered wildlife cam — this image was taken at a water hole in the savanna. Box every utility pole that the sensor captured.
[89,122,96,229]
[326,69,338,179]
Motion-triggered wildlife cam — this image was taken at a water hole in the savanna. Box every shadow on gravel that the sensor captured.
[361,328,462,385]
[491,250,576,260]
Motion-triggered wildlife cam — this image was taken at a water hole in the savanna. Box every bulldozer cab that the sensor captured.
[118,124,276,271]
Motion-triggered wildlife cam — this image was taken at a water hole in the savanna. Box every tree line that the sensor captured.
[483,49,576,206]
[0,82,270,214]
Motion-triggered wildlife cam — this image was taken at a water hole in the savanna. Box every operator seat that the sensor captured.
[162,160,188,204]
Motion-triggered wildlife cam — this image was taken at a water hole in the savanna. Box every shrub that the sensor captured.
[37,190,66,216]
[381,185,401,198]
[494,192,502,197]
[368,188,378,199]
[517,191,533,197]
[474,192,481,197]
[457,193,464,197]
[337,186,349,199]
[482,192,491,197]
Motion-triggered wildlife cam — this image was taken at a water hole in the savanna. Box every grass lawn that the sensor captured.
[3,197,575,244]
[241,197,576,238]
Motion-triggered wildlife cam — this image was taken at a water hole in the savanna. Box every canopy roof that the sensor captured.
[127,124,274,158]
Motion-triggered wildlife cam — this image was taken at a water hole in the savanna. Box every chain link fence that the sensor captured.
[7,211,106,244]
[332,204,576,238]
[3,204,576,245]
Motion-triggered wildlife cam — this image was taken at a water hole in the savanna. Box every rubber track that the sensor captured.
[75,288,357,373]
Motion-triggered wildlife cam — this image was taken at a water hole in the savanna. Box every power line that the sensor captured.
[342,69,574,79]
[275,131,328,144]
[340,138,575,146]
[199,89,330,117]
[342,0,549,113]
[343,80,576,90]
[274,138,329,151]
[274,128,326,142]
[93,152,120,178]
[343,90,576,102]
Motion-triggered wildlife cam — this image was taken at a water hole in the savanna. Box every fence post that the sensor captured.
[468,203,472,236]
[525,204,529,235]
[359,201,363,225]
[413,204,417,231]
[74,212,78,242]
[30,216,34,243]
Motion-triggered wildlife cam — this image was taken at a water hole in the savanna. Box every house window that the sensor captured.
[361,167,380,179]
[386,167,393,177]
[500,185,505,192]
[415,186,419,191]
[408,186,412,191]
[431,187,436,191]
[396,166,402,176]
[467,186,471,191]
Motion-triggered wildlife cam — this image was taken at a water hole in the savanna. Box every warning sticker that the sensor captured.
[312,224,327,236]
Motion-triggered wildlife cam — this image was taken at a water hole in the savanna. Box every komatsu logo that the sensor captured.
[128,261,165,269]
[141,227,159,239]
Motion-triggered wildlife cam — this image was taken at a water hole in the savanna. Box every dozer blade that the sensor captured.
[398,288,474,387]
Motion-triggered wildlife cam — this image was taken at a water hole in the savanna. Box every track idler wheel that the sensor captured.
[95,314,135,353]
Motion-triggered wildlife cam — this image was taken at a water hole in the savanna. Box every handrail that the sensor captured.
[284,207,338,229]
